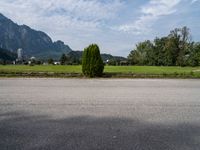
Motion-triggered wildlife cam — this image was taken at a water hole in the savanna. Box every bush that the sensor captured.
[82,44,104,77]
[48,58,54,65]
[60,54,69,65]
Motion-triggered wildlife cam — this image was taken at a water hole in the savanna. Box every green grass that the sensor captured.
[105,66,200,74]
[105,66,200,78]
[0,65,200,78]
[0,65,82,73]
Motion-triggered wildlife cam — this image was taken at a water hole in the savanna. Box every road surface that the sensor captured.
[0,78,200,150]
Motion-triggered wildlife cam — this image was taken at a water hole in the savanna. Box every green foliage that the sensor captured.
[82,44,104,77]
[48,58,54,65]
[188,43,200,66]
[60,54,69,65]
[128,40,154,65]
[128,26,200,66]
[0,48,17,63]
[107,59,118,66]
[67,51,83,62]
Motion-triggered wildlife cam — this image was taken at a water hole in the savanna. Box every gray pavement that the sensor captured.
[0,78,200,150]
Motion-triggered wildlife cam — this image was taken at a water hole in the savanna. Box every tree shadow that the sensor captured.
[0,111,200,150]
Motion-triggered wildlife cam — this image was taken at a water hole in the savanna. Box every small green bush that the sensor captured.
[82,44,104,77]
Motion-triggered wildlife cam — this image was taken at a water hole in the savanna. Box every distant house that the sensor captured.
[54,62,60,65]
[103,59,109,65]
[30,57,36,60]
[28,56,36,65]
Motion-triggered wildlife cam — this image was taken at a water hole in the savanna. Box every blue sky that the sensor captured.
[0,0,200,56]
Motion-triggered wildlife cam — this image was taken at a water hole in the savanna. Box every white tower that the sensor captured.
[17,48,23,61]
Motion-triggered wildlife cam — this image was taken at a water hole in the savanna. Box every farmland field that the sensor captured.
[0,65,200,78]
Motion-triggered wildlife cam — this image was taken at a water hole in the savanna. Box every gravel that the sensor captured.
[0,78,200,150]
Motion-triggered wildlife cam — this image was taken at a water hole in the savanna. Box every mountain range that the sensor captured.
[0,13,72,59]
[0,13,126,62]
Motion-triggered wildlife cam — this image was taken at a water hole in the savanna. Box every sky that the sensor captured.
[0,0,200,56]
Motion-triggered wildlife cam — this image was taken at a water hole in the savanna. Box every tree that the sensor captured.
[128,50,141,65]
[82,44,104,77]
[188,42,200,66]
[167,26,191,66]
[128,40,153,65]
[108,59,117,66]
[127,26,195,66]
[60,54,69,65]
[153,37,168,66]
[48,58,54,65]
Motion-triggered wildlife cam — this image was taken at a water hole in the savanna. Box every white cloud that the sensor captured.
[0,0,199,56]
[0,0,124,51]
[191,0,199,3]
[0,0,124,33]
[116,0,181,34]
[0,0,123,27]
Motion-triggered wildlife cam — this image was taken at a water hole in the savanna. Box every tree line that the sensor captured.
[128,27,200,66]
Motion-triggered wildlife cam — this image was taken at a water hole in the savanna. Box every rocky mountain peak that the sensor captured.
[0,13,72,59]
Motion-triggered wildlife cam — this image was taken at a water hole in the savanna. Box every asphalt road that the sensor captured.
[1,78,200,150]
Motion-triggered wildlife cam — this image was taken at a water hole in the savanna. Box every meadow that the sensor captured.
[0,65,200,78]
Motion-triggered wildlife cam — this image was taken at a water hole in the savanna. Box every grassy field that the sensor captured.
[0,65,82,73]
[0,65,200,78]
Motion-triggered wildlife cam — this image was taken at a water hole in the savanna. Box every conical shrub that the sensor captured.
[82,44,104,77]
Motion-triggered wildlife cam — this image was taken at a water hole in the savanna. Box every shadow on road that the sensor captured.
[0,111,200,150]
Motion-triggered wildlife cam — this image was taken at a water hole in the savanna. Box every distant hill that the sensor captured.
[67,50,127,62]
[100,53,127,62]
[0,48,17,62]
[67,51,83,62]
[0,13,72,59]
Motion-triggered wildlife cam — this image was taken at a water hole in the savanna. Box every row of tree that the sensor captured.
[128,27,200,66]
[46,53,81,65]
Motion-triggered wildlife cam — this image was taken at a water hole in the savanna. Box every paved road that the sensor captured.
[1,78,200,150]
